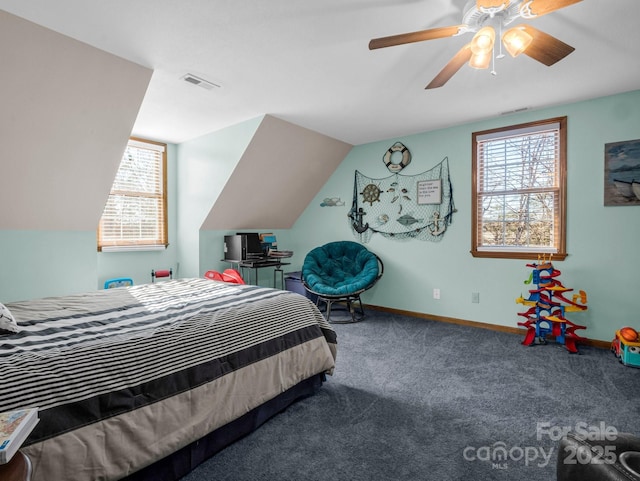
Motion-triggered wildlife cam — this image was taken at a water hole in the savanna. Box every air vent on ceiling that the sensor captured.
[181,74,221,90]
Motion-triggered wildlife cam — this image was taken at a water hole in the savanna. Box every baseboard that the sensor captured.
[365,304,611,350]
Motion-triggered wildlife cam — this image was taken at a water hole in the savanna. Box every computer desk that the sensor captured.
[223,259,290,289]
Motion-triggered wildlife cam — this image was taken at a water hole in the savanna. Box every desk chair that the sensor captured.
[151,268,173,283]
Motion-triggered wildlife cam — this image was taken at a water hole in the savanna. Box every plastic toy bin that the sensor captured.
[284,271,318,303]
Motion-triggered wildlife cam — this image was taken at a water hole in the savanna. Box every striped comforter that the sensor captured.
[0,278,336,481]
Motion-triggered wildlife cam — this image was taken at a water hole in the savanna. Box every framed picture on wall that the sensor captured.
[417,179,442,205]
[604,138,640,206]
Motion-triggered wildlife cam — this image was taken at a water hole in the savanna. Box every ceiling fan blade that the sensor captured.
[369,25,465,50]
[519,24,575,66]
[520,0,582,18]
[477,0,510,9]
[425,44,472,90]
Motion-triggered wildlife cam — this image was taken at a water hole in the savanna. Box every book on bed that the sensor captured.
[0,408,39,464]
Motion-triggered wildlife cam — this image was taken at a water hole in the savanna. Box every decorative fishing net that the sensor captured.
[348,157,456,243]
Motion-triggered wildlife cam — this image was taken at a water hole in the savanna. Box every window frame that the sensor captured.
[97,137,168,252]
[471,116,567,261]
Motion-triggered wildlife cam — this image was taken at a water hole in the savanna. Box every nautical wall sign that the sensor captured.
[417,179,442,205]
[383,142,411,173]
[349,156,456,243]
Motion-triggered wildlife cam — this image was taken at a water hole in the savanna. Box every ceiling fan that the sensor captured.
[369,0,582,89]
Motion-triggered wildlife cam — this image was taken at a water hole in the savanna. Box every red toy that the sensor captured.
[204,269,246,284]
[516,254,588,353]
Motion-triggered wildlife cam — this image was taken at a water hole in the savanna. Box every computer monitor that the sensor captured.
[236,232,264,258]
[224,233,265,261]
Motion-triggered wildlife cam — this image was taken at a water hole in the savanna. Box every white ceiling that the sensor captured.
[2,0,639,146]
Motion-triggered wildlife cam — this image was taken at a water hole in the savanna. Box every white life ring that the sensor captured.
[383,142,411,172]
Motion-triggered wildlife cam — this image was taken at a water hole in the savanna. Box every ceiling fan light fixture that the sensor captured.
[502,26,533,57]
[470,26,496,55]
[469,50,492,69]
[369,0,582,88]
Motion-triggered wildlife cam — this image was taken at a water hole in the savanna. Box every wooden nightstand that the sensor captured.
[0,451,32,481]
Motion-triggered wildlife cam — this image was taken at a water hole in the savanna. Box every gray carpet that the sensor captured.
[180,311,640,481]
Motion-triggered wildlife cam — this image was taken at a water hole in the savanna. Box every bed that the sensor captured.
[0,278,337,481]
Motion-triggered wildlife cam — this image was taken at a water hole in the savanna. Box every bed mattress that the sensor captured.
[0,278,336,481]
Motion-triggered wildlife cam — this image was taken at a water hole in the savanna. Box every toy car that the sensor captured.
[611,329,640,368]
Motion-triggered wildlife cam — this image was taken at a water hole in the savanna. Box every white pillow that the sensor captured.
[0,302,19,334]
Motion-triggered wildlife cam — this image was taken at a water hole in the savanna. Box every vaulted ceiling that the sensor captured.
[0,11,151,230]
[1,0,639,146]
[0,10,352,234]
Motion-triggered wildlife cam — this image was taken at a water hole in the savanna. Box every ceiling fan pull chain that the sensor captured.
[497,22,506,59]
[491,49,498,76]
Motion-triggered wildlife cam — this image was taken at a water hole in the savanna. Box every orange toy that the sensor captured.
[619,326,639,342]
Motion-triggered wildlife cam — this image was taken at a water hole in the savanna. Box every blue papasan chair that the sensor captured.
[302,241,383,323]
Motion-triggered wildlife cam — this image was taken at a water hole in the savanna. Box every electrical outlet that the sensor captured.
[433,288,441,300]
[472,292,480,303]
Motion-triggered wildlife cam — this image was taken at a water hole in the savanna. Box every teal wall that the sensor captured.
[0,230,97,301]
[199,228,292,287]
[176,116,262,278]
[0,144,178,301]
[286,90,640,343]
[2,91,639,343]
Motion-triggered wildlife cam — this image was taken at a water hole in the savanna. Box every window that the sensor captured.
[98,138,168,251]
[471,117,567,260]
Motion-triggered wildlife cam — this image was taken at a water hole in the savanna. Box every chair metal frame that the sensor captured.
[302,251,383,324]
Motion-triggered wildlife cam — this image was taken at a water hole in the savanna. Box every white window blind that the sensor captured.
[472,118,567,259]
[98,138,168,251]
